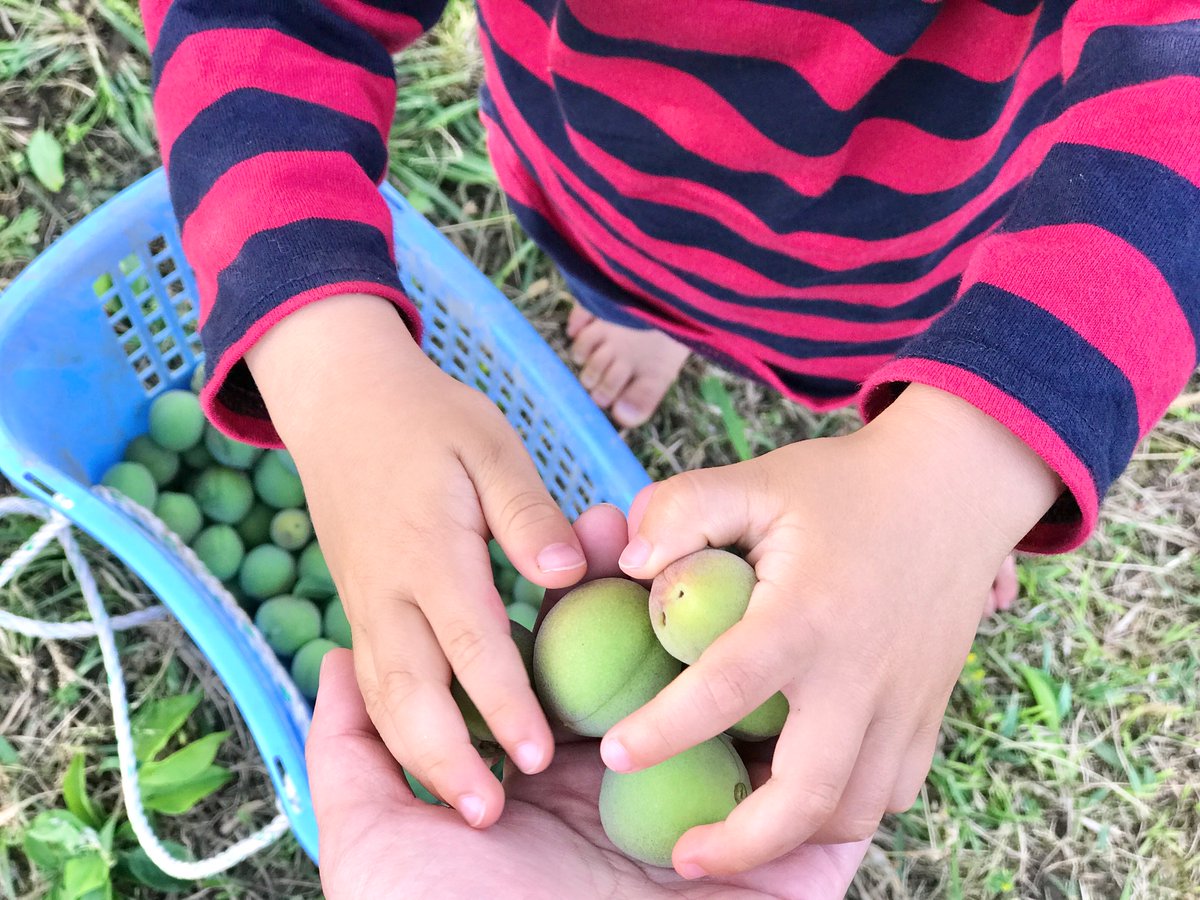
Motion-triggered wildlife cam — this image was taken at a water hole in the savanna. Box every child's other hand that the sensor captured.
[610,384,1062,878]
[246,294,586,829]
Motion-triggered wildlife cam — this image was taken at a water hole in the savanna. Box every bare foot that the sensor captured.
[567,305,689,428]
[983,554,1019,618]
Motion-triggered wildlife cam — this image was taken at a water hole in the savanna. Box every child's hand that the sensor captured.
[245,294,586,828]
[609,384,1062,877]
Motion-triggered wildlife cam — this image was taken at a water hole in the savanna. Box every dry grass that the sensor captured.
[2,2,1198,898]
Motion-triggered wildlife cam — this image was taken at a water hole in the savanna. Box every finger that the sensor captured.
[578,346,615,392]
[888,722,940,813]
[463,429,586,587]
[566,304,594,339]
[308,649,419,821]
[591,358,634,409]
[602,608,800,772]
[673,689,871,876]
[624,481,658,537]
[570,319,608,365]
[539,503,630,622]
[411,534,554,776]
[617,465,775,579]
[353,600,507,828]
[807,718,910,844]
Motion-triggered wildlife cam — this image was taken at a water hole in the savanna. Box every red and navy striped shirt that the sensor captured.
[141,0,1200,552]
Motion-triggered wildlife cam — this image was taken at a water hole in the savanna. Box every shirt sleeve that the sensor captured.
[859,2,1200,554]
[141,0,448,444]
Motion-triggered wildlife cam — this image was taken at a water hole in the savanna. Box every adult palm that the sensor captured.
[307,505,869,899]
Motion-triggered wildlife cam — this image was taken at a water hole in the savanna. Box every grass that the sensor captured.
[1,1,1198,897]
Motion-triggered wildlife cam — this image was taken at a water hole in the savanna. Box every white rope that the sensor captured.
[0,495,293,880]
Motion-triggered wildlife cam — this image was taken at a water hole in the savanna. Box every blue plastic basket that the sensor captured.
[0,168,650,861]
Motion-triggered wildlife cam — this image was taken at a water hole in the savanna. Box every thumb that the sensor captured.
[307,650,421,827]
[618,463,772,579]
[467,429,586,588]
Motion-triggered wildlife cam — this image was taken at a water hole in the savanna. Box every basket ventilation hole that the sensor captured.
[23,472,56,500]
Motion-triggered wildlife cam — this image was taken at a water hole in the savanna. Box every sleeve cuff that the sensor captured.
[198,274,421,447]
[858,357,1100,554]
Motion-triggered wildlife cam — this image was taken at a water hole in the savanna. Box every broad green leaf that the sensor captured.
[23,811,94,872]
[62,753,104,829]
[60,853,110,900]
[139,731,228,787]
[700,376,752,462]
[130,693,201,763]
[0,735,18,765]
[98,816,117,855]
[142,766,233,815]
[26,129,65,192]
[1018,664,1061,730]
[115,844,192,893]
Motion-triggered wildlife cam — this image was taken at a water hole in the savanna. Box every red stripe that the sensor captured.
[139,0,170,50]
[487,107,899,380]
[1063,0,1199,79]
[563,125,1023,272]
[556,0,895,111]
[532,22,1061,196]
[1053,77,1200,187]
[488,88,993,318]
[155,28,395,162]
[859,360,1097,553]
[961,224,1196,435]
[319,0,424,53]
[908,0,1041,82]
[184,151,397,326]
[203,280,420,445]
[560,75,1198,270]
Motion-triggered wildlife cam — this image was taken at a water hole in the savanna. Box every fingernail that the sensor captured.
[613,400,638,424]
[457,793,486,827]
[537,543,585,573]
[677,862,708,880]
[580,370,598,388]
[600,736,633,773]
[514,741,543,774]
[618,536,651,570]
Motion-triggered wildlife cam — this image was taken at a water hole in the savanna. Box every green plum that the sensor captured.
[533,578,681,737]
[649,549,755,664]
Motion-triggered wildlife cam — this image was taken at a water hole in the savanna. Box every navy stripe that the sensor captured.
[897,284,1140,497]
[980,0,1043,15]
[556,5,1034,148]
[153,0,395,87]
[482,13,1062,240]
[549,72,1059,237]
[354,0,447,30]
[168,88,387,224]
[998,143,1200,352]
[495,93,966,334]
[485,32,1042,286]
[210,218,400,340]
[205,218,403,418]
[773,367,862,401]
[1068,23,1200,107]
